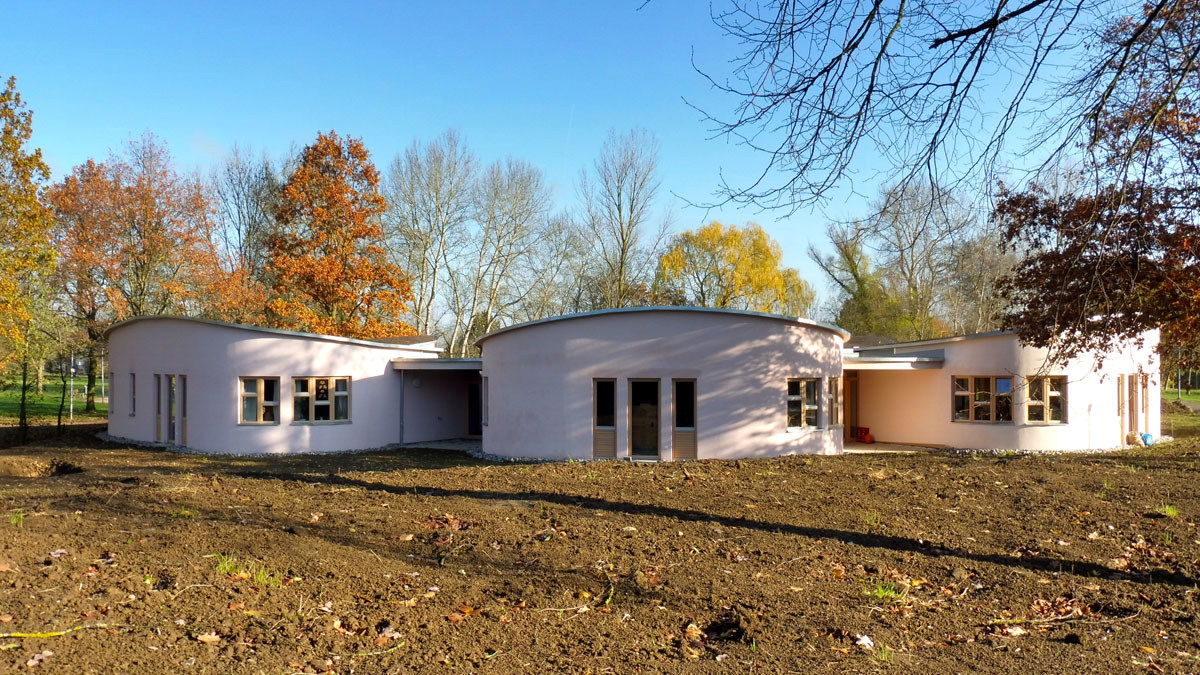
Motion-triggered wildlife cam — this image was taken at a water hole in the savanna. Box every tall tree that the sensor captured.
[0,76,55,369]
[267,130,415,339]
[656,221,814,316]
[808,225,906,339]
[382,131,475,336]
[580,129,669,308]
[995,1,1200,359]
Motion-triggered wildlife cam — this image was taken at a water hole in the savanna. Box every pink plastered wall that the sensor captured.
[854,331,1160,450]
[106,318,436,454]
[479,309,846,460]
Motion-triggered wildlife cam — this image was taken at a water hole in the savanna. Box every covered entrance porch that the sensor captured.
[392,358,483,446]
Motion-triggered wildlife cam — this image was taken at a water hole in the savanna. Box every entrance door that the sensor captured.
[845,373,859,441]
[629,380,660,459]
[166,375,176,444]
[467,380,482,438]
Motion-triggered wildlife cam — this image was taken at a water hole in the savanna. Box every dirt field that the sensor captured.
[1,426,1198,673]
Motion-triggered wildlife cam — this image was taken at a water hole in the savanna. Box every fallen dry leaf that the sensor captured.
[26,650,53,668]
[196,633,221,645]
[447,612,466,623]
[0,614,12,623]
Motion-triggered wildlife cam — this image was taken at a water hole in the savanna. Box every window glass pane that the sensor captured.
[787,400,804,427]
[315,379,329,402]
[1028,404,1045,421]
[1049,396,1064,422]
[295,379,308,393]
[804,379,818,405]
[805,406,819,428]
[595,381,615,427]
[995,393,1012,421]
[315,403,330,421]
[953,395,970,420]
[996,378,1012,395]
[335,378,348,393]
[294,397,310,421]
[335,396,349,420]
[243,379,257,394]
[262,404,276,423]
[974,377,991,393]
[787,380,800,396]
[242,397,257,423]
[1049,377,1065,395]
[264,379,277,402]
[954,377,969,394]
[973,392,991,421]
[1029,378,1045,402]
[675,381,695,429]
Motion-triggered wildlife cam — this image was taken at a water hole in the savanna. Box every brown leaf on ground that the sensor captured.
[196,633,221,645]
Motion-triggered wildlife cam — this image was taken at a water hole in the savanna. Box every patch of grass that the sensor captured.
[9,509,24,527]
[1154,503,1180,518]
[862,511,882,528]
[1097,479,1115,500]
[252,565,284,587]
[209,553,241,576]
[0,376,108,423]
[876,644,894,662]
[1164,412,1200,440]
[169,506,194,519]
[865,580,908,603]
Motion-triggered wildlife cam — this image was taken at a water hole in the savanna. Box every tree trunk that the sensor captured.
[36,359,44,395]
[57,359,68,434]
[85,343,97,412]
[18,360,30,444]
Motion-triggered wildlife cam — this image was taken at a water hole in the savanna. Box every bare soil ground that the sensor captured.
[1,426,1199,674]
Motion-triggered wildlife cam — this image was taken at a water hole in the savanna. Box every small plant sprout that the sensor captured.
[208,553,241,576]
[252,565,283,587]
[863,512,882,528]
[876,644,894,662]
[865,580,908,603]
[170,506,194,519]
[143,574,156,586]
[9,509,24,527]
[1155,504,1180,518]
[1097,479,1114,500]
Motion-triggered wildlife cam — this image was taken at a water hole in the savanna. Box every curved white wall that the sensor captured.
[856,332,1160,450]
[479,309,846,460]
[106,318,434,454]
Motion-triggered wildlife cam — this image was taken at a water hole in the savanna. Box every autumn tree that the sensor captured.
[267,131,415,339]
[656,221,814,316]
[808,225,906,339]
[0,76,56,368]
[995,1,1200,359]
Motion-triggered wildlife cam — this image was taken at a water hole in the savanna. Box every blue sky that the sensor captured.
[4,1,883,299]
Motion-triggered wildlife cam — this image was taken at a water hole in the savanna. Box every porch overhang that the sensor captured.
[391,358,482,371]
[843,356,943,371]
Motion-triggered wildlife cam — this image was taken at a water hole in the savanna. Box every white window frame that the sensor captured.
[952,376,1014,423]
[239,376,280,425]
[292,376,351,424]
[787,378,821,430]
[1026,376,1067,423]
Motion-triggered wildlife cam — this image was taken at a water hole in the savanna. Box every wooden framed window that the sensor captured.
[828,376,842,426]
[674,379,696,430]
[1027,376,1067,423]
[240,377,279,425]
[180,375,188,445]
[155,374,162,441]
[952,376,1013,423]
[787,378,820,429]
[594,379,616,429]
[293,377,350,423]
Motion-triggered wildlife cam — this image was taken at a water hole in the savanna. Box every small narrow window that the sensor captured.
[240,377,279,424]
[292,377,350,423]
[995,377,1013,422]
[595,379,616,428]
[828,376,841,426]
[674,379,696,430]
[481,377,489,426]
[129,373,136,416]
[952,377,970,420]
[787,378,821,429]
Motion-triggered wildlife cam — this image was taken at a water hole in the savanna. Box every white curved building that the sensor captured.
[104,310,1160,457]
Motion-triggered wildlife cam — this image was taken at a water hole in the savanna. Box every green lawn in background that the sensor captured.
[1164,411,1200,439]
[1163,388,1200,405]
[0,376,107,424]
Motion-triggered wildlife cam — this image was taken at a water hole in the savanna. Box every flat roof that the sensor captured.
[855,330,1015,353]
[475,306,851,346]
[105,316,441,352]
[842,354,945,370]
[391,358,482,371]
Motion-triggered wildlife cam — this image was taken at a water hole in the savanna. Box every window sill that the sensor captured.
[238,422,280,427]
[1024,421,1067,426]
[786,426,825,434]
[951,420,1015,425]
[291,420,352,426]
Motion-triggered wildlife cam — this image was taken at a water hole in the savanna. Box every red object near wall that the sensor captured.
[856,427,872,443]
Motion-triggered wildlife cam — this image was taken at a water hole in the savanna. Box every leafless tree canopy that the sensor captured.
[697,0,1197,212]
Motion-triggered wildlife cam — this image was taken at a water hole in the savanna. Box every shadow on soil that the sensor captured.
[226,469,1199,589]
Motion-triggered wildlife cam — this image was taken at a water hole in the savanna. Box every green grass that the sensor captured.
[0,376,107,423]
[1154,503,1180,518]
[865,580,908,602]
[1163,412,1200,440]
[1163,388,1200,405]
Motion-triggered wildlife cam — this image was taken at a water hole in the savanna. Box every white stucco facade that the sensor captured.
[477,308,849,461]
[105,317,440,454]
[847,331,1161,451]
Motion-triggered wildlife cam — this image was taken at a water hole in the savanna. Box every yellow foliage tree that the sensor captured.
[0,76,55,366]
[656,221,814,316]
